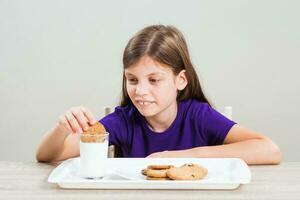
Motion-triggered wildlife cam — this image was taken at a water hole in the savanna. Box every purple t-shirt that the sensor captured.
[100,99,236,157]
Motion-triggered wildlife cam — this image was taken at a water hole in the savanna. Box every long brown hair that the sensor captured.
[120,25,211,107]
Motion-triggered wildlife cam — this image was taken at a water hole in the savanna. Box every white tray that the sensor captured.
[48,157,251,190]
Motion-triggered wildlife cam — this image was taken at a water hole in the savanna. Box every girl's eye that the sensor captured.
[149,79,159,83]
[127,78,138,84]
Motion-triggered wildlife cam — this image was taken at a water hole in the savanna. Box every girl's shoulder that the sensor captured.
[179,99,215,122]
[180,99,210,113]
[99,104,138,135]
[114,103,137,117]
[102,103,138,123]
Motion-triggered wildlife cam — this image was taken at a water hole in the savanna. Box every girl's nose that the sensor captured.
[135,82,149,96]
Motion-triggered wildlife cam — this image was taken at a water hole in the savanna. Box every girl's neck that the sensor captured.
[144,101,178,133]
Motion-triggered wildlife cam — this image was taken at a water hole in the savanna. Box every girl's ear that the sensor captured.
[176,70,188,91]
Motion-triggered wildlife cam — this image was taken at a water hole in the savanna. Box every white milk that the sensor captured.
[80,140,108,178]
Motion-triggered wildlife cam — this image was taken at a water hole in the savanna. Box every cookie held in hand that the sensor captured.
[81,122,107,143]
[83,122,106,135]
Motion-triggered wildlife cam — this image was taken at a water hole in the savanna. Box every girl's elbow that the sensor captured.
[35,151,47,163]
[268,140,282,165]
[35,150,53,163]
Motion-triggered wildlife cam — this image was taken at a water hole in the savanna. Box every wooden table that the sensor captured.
[0,161,299,200]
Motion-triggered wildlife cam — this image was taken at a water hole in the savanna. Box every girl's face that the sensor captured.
[124,56,187,118]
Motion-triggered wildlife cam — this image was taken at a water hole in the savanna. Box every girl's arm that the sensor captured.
[147,125,282,165]
[36,106,96,163]
[35,125,80,162]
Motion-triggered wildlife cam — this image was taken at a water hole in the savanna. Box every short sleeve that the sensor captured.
[198,104,237,145]
[99,111,127,147]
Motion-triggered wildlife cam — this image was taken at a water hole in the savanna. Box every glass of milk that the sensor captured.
[79,133,109,179]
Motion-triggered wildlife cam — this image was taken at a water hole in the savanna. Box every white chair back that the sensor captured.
[104,107,115,158]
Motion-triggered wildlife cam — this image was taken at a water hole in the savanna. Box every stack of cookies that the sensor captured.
[142,163,208,181]
[80,122,107,143]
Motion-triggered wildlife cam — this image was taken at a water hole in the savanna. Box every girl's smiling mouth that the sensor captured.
[135,100,155,106]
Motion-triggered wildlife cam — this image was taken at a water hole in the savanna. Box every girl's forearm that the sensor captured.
[182,138,282,165]
[35,124,70,162]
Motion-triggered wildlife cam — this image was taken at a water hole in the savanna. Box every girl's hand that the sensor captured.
[147,151,176,158]
[57,106,97,134]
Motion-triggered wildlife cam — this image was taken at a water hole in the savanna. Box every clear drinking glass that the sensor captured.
[79,133,109,178]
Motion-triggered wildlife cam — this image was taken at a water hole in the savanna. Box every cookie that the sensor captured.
[141,168,148,176]
[166,163,207,180]
[146,169,169,178]
[141,165,174,178]
[147,165,174,170]
[83,122,106,135]
[146,176,171,180]
[81,122,107,143]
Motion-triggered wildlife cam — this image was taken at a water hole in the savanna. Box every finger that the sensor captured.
[64,115,75,133]
[58,115,74,133]
[80,107,96,125]
[71,109,89,131]
[65,112,83,133]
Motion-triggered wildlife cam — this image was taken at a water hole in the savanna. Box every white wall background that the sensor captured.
[0,0,299,161]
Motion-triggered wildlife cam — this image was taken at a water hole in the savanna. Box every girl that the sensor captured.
[36,25,281,164]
